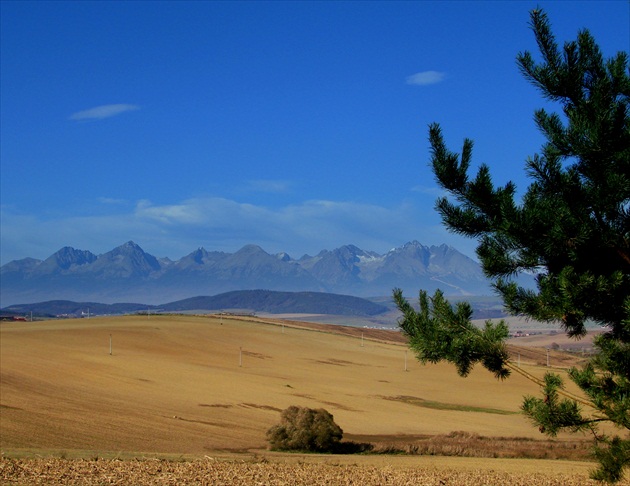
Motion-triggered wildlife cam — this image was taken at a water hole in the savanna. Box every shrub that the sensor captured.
[266,406,343,453]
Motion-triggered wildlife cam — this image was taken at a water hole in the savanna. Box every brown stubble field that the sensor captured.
[0,315,622,484]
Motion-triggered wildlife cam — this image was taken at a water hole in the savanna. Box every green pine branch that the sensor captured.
[401,8,629,480]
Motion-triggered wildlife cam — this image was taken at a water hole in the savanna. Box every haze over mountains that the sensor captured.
[0,240,493,306]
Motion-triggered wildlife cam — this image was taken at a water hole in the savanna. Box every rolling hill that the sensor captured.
[1,290,390,319]
[0,314,589,457]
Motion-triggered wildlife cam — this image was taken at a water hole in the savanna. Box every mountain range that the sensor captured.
[0,240,496,306]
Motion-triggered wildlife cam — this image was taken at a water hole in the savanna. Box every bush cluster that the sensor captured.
[266,406,343,453]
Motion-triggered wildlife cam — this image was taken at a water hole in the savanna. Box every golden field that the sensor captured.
[0,314,621,484]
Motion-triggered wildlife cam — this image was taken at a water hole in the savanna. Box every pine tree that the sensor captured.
[395,9,629,482]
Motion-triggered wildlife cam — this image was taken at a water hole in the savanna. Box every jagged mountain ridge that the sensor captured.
[1,240,492,305]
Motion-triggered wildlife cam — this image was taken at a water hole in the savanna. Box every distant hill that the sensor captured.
[1,300,152,318]
[161,290,388,316]
[1,240,533,306]
[0,290,388,319]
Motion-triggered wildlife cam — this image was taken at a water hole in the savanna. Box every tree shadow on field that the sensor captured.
[333,441,374,454]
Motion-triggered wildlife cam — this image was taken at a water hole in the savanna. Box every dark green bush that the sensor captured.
[266,406,343,453]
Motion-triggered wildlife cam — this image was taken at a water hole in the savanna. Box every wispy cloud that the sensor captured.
[135,199,209,225]
[126,197,430,256]
[0,196,477,265]
[69,104,140,121]
[406,71,446,86]
[98,197,127,205]
[244,179,292,193]
[411,184,446,196]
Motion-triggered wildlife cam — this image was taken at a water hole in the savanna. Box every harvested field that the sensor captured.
[0,456,610,485]
[0,314,617,484]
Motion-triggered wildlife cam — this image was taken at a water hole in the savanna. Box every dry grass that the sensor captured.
[359,430,593,461]
[0,314,616,484]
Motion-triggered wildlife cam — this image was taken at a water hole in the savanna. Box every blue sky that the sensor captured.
[1,1,628,264]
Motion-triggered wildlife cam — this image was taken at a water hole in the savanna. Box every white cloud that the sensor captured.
[69,104,140,121]
[244,179,292,193]
[129,197,426,256]
[134,199,208,225]
[411,184,446,196]
[98,197,127,205]
[406,71,446,86]
[0,196,478,265]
